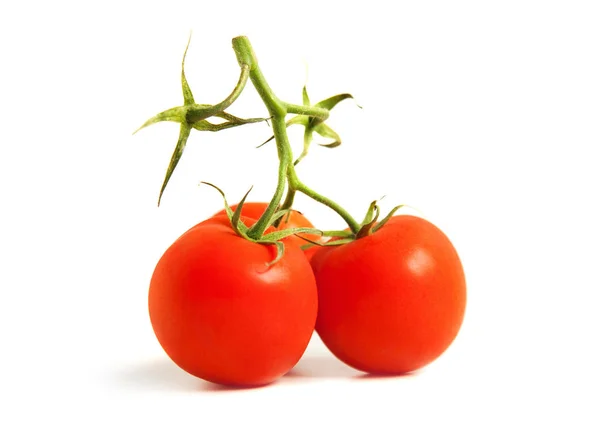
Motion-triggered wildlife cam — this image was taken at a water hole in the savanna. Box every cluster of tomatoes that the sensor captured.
[148,201,466,386]
[141,35,466,387]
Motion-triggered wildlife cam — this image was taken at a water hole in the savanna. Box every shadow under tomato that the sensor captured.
[352,370,419,380]
[284,353,420,381]
[114,358,198,392]
[113,358,268,393]
[198,381,270,392]
[284,353,361,379]
[114,355,417,392]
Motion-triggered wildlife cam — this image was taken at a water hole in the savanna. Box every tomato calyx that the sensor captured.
[356,201,409,239]
[201,182,322,266]
[355,200,380,238]
[257,86,361,166]
[297,200,410,251]
[133,35,269,206]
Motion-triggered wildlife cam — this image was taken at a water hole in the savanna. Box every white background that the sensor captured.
[1,1,599,423]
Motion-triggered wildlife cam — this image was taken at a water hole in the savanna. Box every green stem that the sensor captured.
[292,178,360,233]
[232,36,360,238]
[279,166,360,233]
[274,183,297,228]
[283,102,329,121]
[237,45,292,238]
[280,186,297,215]
[213,64,250,111]
[247,117,290,239]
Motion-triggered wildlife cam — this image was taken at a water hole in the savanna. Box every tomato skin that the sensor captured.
[311,215,466,374]
[149,216,318,386]
[213,202,320,249]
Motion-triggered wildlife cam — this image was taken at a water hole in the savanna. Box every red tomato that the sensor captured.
[149,215,318,386]
[311,215,466,374]
[213,202,320,249]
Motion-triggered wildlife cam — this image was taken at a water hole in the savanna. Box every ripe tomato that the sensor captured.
[311,215,466,374]
[148,215,318,386]
[213,202,320,249]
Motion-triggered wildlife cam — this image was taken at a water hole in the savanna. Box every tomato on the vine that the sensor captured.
[213,202,320,249]
[140,35,467,385]
[148,215,318,386]
[311,215,466,374]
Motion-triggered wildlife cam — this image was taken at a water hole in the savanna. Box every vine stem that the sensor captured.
[232,36,360,238]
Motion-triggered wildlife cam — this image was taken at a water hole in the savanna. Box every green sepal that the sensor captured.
[185,104,223,123]
[181,35,195,105]
[231,186,254,236]
[288,115,310,126]
[199,181,234,217]
[217,111,269,125]
[293,123,341,165]
[256,88,355,157]
[311,93,359,127]
[324,237,355,246]
[260,227,323,243]
[148,108,266,205]
[372,204,407,233]
[356,202,381,239]
[302,85,310,106]
[295,233,326,247]
[315,93,357,112]
[360,200,378,227]
[199,181,250,236]
[256,115,308,148]
[256,136,274,149]
[289,87,359,165]
[258,240,285,268]
[296,230,356,249]
[294,128,314,165]
[314,123,341,148]
[158,123,192,206]
[193,114,268,132]
[133,38,195,135]
[133,106,187,134]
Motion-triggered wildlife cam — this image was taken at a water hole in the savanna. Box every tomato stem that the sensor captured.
[246,117,290,239]
[280,186,297,217]
[231,36,361,237]
[283,102,329,121]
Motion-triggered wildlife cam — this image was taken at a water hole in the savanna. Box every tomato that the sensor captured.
[311,215,466,374]
[213,202,320,249]
[148,215,318,386]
